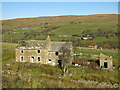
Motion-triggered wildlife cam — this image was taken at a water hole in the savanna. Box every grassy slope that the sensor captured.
[2,43,119,88]
[50,22,117,35]
[1,14,119,88]
[2,62,119,88]
[2,43,18,49]
[2,14,118,31]
[2,14,118,44]
[2,43,18,65]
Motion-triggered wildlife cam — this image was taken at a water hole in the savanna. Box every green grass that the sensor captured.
[94,37,118,43]
[2,50,15,65]
[2,42,18,49]
[50,36,72,41]
[2,14,118,30]
[3,33,25,39]
[69,66,119,84]
[49,22,117,35]
[2,14,118,44]
[75,49,118,57]
[2,61,119,88]
[2,43,18,65]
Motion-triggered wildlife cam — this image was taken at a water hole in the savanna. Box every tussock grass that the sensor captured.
[2,40,119,88]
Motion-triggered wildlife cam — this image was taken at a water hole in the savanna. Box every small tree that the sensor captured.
[71,38,78,49]
[59,46,72,76]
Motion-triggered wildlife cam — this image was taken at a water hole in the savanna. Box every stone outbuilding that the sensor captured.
[15,36,73,66]
[99,53,113,69]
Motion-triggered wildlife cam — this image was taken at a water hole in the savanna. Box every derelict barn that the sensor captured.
[72,53,113,69]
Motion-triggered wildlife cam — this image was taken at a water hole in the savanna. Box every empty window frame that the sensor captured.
[21,50,24,53]
[48,59,52,63]
[20,56,24,61]
[55,52,58,55]
[38,50,40,53]
[31,56,34,59]
[38,56,40,61]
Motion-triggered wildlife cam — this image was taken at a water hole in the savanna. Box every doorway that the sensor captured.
[104,62,107,68]
[58,60,62,67]
[30,56,34,63]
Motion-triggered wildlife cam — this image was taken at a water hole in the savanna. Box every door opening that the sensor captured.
[104,62,107,68]
[30,56,34,63]
[58,60,62,67]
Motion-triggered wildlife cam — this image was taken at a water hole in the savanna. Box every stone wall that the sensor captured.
[16,49,47,63]
[16,49,60,66]
[16,42,73,66]
[99,53,113,68]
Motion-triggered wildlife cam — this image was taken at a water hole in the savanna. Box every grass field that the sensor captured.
[2,43,18,65]
[2,14,118,45]
[74,49,118,57]
[2,42,18,49]
[49,22,117,35]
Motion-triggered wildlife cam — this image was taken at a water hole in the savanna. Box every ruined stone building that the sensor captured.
[73,53,113,69]
[16,36,73,66]
[99,53,113,69]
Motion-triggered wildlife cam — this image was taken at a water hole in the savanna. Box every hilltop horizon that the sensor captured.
[1,14,118,21]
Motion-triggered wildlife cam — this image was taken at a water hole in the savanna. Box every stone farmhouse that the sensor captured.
[16,36,73,66]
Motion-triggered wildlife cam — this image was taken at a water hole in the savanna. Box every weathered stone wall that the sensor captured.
[16,49,65,66]
[100,60,112,68]
[16,49,49,64]
[76,53,113,68]
[47,52,59,66]
[99,53,113,68]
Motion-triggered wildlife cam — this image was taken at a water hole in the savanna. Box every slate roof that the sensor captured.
[18,40,49,50]
[18,40,72,52]
[49,42,72,52]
